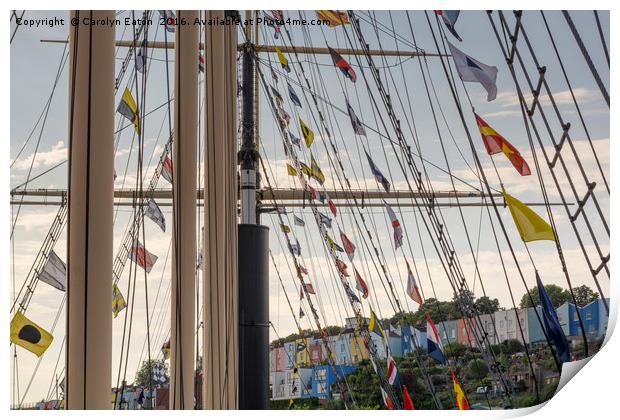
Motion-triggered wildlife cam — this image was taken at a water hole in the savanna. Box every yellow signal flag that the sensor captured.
[276,47,290,72]
[300,118,314,148]
[10,312,54,357]
[117,88,140,134]
[112,284,127,318]
[367,306,385,342]
[503,190,556,242]
[281,224,291,234]
[287,164,297,176]
[310,154,325,185]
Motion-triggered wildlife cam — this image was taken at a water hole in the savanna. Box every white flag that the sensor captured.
[447,41,498,101]
[39,250,66,292]
[145,199,166,232]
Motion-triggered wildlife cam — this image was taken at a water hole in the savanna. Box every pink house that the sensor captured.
[273,346,285,371]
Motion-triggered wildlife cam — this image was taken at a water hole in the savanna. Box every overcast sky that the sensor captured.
[10,10,609,403]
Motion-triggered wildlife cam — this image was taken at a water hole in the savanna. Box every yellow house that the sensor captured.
[348,333,369,363]
[295,337,310,366]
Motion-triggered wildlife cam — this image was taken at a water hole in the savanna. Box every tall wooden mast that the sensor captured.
[170,9,199,410]
[66,10,115,410]
[203,10,239,409]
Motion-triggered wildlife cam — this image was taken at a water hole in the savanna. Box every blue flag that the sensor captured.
[288,83,302,108]
[537,272,570,363]
[365,152,390,192]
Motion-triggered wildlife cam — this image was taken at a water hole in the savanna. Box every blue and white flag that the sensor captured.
[346,101,366,136]
[447,41,498,101]
[145,198,166,232]
[537,272,570,363]
[318,211,332,229]
[288,83,302,108]
[289,131,301,149]
[136,38,147,73]
[436,11,462,42]
[365,152,390,192]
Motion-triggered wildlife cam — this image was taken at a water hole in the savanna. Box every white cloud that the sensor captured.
[12,140,67,172]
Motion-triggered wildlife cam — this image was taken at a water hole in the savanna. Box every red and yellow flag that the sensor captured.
[316,10,350,27]
[475,113,531,176]
[450,368,470,410]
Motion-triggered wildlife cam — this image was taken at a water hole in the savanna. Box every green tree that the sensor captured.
[411,298,461,324]
[134,359,168,388]
[444,342,467,358]
[571,285,599,307]
[465,358,489,381]
[474,296,501,314]
[520,284,570,309]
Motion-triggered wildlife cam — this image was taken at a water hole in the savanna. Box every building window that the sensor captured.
[317,383,327,394]
[500,320,504,328]
[574,312,579,321]
[461,327,466,336]
[586,311,592,320]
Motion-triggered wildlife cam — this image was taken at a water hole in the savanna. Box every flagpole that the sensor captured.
[65,10,115,409]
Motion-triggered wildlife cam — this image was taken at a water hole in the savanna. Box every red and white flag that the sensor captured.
[406,260,423,305]
[354,269,368,299]
[384,201,403,249]
[130,240,158,273]
[335,258,350,277]
[380,387,394,410]
[302,283,316,295]
[339,229,356,261]
[161,155,173,184]
[387,349,398,385]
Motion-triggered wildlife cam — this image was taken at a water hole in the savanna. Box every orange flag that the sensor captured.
[403,385,415,410]
[450,368,470,410]
[475,113,531,176]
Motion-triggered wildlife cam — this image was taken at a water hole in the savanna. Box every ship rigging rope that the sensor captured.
[252,28,358,406]
[562,11,610,108]
[368,11,510,406]
[10,10,26,43]
[488,11,609,313]
[422,11,543,401]
[481,11,592,357]
[424,10,566,374]
[343,11,514,405]
[539,11,609,194]
[250,35,362,406]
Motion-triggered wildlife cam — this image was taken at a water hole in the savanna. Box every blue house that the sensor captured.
[527,306,546,344]
[335,330,352,365]
[310,364,357,399]
[529,298,609,345]
[436,320,458,347]
[401,324,426,355]
[567,300,600,339]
